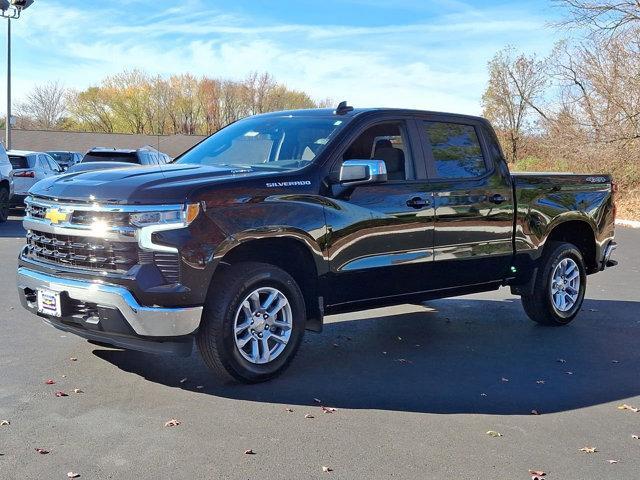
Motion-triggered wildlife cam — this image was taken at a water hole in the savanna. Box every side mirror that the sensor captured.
[339,160,387,186]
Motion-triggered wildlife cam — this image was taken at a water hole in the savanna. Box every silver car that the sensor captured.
[0,142,14,222]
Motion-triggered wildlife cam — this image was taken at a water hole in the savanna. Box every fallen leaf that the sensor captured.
[54,391,68,397]
[557,358,566,363]
[313,398,322,404]
[304,414,314,419]
[501,377,509,382]
[395,358,413,364]
[486,430,503,437]
[321,406,337,414]
[0,420,9,426]
[164,419,180,427]
[528,469,546,477]
[73,389,83,394]
[179,377,188,384]
[580,447,597,453]
[34,448,49,455]
[531,410,540,415]
[67,472,80,478]
[322,466,333,472]
[285,408,293,412]
[617,404,639,413]
[536,380,545,384]
[244,449,255,455]
[607,459,618,464]
[70,357,77,362]
[45,379,56,385]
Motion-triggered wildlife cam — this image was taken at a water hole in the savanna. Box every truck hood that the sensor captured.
[29,163,262,204]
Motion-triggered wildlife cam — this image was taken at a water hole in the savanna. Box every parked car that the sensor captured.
[0,142,13,222]
[46,151,83,171]
[17,105,617,383]
[8,150,63,206]
[66,147,169,173]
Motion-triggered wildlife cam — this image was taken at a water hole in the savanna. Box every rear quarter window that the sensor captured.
[9,155,30,170]
[424,122,487,179]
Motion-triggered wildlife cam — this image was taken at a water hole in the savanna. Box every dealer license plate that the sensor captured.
[37,289,62,317]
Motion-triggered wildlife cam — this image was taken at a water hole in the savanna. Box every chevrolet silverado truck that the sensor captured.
[16,104,617,383]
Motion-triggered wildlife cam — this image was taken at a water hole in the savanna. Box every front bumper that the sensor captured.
[17,267,203,353]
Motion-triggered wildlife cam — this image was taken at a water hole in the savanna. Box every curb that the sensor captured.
[616,219,640,229]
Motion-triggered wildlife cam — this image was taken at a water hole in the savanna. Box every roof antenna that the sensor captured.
[334,101,354,115]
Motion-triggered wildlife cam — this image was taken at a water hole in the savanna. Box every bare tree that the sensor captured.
[482,47,548,162]
[17,81,68,130]
[553,0,640,35]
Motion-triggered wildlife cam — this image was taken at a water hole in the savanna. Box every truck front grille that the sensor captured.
[26,230,139,272]
[23,197,183,283]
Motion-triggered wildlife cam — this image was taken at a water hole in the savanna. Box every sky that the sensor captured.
[2,0,567,116]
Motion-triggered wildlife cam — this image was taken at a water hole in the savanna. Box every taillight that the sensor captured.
[14,171,35,178]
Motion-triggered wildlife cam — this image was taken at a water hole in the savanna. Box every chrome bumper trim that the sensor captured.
[17,267,202,337]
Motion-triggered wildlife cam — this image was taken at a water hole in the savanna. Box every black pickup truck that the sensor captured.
[16,104,617,383]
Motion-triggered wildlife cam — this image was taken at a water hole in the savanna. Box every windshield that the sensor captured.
[48,152,72,164]
[82,152,139,164]
[176,116,348,171]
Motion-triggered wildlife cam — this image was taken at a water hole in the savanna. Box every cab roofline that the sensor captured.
[253,107,486,123]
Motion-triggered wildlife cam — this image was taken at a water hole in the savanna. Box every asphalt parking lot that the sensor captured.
[1,215,639,479]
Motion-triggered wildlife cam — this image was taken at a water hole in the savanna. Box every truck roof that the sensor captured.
[255,107,487,123]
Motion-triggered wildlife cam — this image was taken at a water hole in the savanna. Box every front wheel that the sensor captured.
[521,242,587,326]
[196,262,306,383]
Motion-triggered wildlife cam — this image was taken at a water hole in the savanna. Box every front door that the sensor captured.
[323,119,436,306]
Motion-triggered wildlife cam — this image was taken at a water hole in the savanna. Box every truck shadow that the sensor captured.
[93,297,640,415]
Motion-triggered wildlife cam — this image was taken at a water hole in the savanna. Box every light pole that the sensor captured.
[0,0,34,150]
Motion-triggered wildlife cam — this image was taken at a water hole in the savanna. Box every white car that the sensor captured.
[8,150,63,206]
[0,142,13,222]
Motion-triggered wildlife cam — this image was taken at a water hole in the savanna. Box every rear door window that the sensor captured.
[9,155,30,170]
[423,121,487,179]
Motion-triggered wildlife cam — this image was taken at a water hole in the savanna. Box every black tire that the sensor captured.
[521,241,587,326]
[0,187,9,223]
[196,262,306,383]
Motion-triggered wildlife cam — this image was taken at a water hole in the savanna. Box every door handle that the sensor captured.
[489,193,507,204]
[406,196,430,209]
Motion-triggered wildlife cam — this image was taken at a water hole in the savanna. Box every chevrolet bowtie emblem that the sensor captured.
[44,208,69,224]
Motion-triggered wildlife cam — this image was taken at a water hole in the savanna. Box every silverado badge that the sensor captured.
[44,208,70,224]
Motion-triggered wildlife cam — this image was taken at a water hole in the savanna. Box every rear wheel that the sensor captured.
[0,187,9,223]
[521,242,586,326]
[196,262,306,383]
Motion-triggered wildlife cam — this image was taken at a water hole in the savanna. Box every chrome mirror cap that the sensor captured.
[339,159,388,186]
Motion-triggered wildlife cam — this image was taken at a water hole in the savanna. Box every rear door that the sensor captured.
[324,117,436,305]
[417,115,515,288]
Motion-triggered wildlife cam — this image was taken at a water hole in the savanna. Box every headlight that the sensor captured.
[130,203,200,227]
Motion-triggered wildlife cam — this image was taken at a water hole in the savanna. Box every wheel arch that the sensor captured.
[212,233,326,332]
[544,219,597,273]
